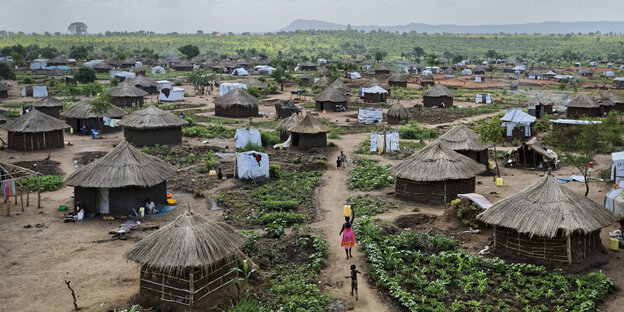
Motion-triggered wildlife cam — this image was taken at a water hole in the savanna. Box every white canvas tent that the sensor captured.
[232,68,249,76]
[604,188,624,216]
[605,71,615,77]
[475,76,483,83]
[30,59,48,70]
[156,80,171,90]
[501,108,536,137]
[83,59,104,68]
[349,72,361,79]
[151,66,166,74]
[254,65,276,75]
[159,87,185,102]
[461,69,472,75]
[369,131,399,153]
[219,83,247,96]
[111,71,136,79]
[357,108,383,125]
[235,128,262,148]
[475,93,492,104]
[235,151,269,179]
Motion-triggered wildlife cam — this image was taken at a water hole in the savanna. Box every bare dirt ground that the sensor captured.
[1,77,624,311]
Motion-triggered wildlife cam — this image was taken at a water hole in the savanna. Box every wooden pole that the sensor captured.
[189,271,195,307]
[37,176,41,208]
[19,181,24,212]
[26,183,30,206]
[566,235,572,265]
[6,197,9,216]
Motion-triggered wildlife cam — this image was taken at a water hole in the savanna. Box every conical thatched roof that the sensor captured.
[127,75,158,88]
[125,212,246,276]
[214,88,260,108]
[242,77,268,89]
[390,141,485,181]
[421,74,435,82]
[60,102,128,119]
[386,103,410,120]
[593,90,624,107]
[566,93,598,108]
[31,96,65,108]
[423,84,454,97]
[388,73,407,82]
[64,140,176,188]
[117,105,188,129]
[121,58,135,65]
[443,67,455,75]
[2,109,69,133]
[0,84,8,92]
[477,175,617,238]
[329,78,349,92]
[436,125,488,151]
[287,114,330,134]
[312,76,329,88]
[109,82,148,98]
[276,114,303,133]
[48,68,67,77]
[362,78,390,90]
[316,67,329,76]
[375,63,390,71]
[47,56,69,65]
[314,87,348,103]
[93,62,113,70]
[527,96,547,106]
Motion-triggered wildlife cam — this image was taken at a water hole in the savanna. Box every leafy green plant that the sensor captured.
[263,223,285,238]
[349,157,395,190]
[269,164,281,179]
[348,194,398,216]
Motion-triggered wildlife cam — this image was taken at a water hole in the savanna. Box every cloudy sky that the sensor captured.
[2,0,623,33]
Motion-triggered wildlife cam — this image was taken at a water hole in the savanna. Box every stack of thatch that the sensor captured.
[127,75,159,94]
[386,103,410,124]
[118,105,188,129]
[64,140,176,188]
[242,77,268,89]
[125,211,246,276]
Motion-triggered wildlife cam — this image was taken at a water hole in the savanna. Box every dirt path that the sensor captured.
[314,134,392,311]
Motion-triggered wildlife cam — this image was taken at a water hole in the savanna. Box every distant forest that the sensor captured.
[1,30,623,62]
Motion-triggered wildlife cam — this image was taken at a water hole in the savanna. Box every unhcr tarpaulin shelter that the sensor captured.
[157,80,171,90]
[30,59,48,70]
[235,151,269,179]
[611,151,624,185]
[357,108,383,125]
[475,94,492,104]
[159,87,185,102]
[349,72,361,79]
[232,68,249,76]
[21,86,48,98]
[501,108,536,139]
[151,66,166,74]
[219,83,247,96]
[235,128,262,148]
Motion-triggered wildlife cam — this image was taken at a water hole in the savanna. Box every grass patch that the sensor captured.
[182,124,235,138]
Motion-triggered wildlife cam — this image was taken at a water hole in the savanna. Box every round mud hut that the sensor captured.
[386,103,410,124]
[299,74,311,86]
[422,83,454,108]
[314,87,348,112]
[117,105,188,146]
[125,212,247,308]
[375,63,391,75]
[127,75,159,95]
[92,62,113,73]
[30,96,66,118]
[329,78,349,93]
[3,109,69,152]
[527,97,553,119]
[421,74,435,87]
[0,84,9,98]
[275,114,303,141]
[287,114,330,149]
[565,93,601,118]
[477,175,617,265]
[109,82,148,108]
[312,76,329,88]
[363,85,388,103]
[388,73,408,88]
[64,140,176,217]
[242,77,268,89]
[436,125,488,166]
[391,142,485,204]
[61,102,128,134]
[362,78,391,96]
[214,88,260,118]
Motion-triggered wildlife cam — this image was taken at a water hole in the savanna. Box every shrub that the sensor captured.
[0,61,16,80]
[74,66,97,83]
[26,175,63,192]
[246,86,262,99]
[259,130,281,147]
[261,212,304,226]
[269,164,281,179]
[348,194,398,216]
[327,142,338,147]
[193,189,205,198]
[5,108,21,117]
[238,142,264,152]
[264,223,285,238]
[398,122,438,139]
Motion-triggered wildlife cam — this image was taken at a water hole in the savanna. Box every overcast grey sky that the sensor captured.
[2,0,623,34]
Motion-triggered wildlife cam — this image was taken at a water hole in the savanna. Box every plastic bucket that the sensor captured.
[58,205,68,211]
[167,199,176,205]
[609,238,619,251]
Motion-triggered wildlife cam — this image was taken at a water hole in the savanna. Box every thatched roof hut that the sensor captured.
[391,141,485,204]
[92,62,113,73]
[314,87,348,112]
[109,82,147,108]
[47,56,69,66]
[436,125,488,165]
[120,58,135,68]
[362,78,390,90]
[242,77,268,89]
[329,78,349,93]
[275,114,303,141]
[127,75,159,94]
[300,61,317,71]
[316,67,329,76]
[287,114,330,149]
[388,73,407,87]
[421,74,435,87]
[125,212,246,307]
[509,137,558,169]
[386,103,410,124]
[594,90,624,112]
[375,63,391,75]
[118,105,188,146]
[61,101,128,134]
[565,93,601,118]
[299,74,311,86]
[174,60,194,71]
[64,140,176,216]
[30,96,66,118]
[3,109,69,151]
[527,97,553,118]
[477,175,617,264]
[422,84,454,108]
[312,76,328,88]
[443,67,456,77]
[214,88,259,118]
[0,84,8,98]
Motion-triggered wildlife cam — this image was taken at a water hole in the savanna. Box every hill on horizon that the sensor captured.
[280,19,624,34]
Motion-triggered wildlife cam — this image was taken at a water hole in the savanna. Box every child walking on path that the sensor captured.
[340,151,347,169]
[345,264,362,300]
[339,207,356,258]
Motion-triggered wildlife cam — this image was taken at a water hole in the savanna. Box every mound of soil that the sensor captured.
[74,151,107,165]
[393,213,437,229]
[12,160,63,176]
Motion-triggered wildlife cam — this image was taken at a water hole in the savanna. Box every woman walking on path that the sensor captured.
[340,208,356,258]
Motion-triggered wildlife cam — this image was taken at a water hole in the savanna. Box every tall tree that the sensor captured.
[74,66,97,84]
[425,53,440,66]
[0,62,16,80]
[68,22,88,35]
[270,67,293,91]
[178,44,200,60]
[475,117,504,179]
[88,93,113,134]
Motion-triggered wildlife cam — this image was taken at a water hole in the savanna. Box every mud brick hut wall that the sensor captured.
[112,96,144,108]
[123,126,183,146]
[566,107,602,118]
[394,177,475,204]
[315,100,346,112]
[65,117,122,134]
[7,130,65,151]
[291,132,327,149]
[34,106,63,119]
[388,80,407,88]
[363,92,386,103]
[493,226,602,264]
[423,95,453,108]
[456,149,489,166]
[375,69,390,75]
[215,104,258,118]
[74,182,167,216]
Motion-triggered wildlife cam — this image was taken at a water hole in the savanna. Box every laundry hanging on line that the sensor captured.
[2,179,16,199]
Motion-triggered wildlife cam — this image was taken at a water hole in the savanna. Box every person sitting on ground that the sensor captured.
[345,264,362,301]
[217,168,224,180]
[145,197,157,214]
[74,201,84,221]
